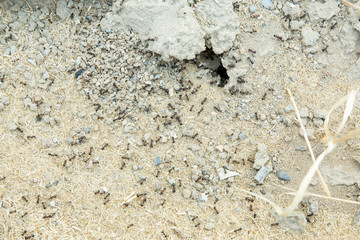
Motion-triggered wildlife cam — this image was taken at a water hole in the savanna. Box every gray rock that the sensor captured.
[273,211,307,233]
[195,0,239,54]
[299,128,315,140]
[282,2,301,19]
[199,193,208,202]
[253,143,270,170]
[8,122,17,131]
[56,0,71,20]
[239,132,246,140]
[1,97,9,105]
[154,156,162,166]
[254,166,270,184]
[295,146,307,152]
[314,109,327,119]
[10,45,17,55]
[100,0,205,61]
[309,200,319,215]
[290,20,305,31]
[261,0,273,9]
[353,210,360,227]
[306,0,340,23]
[284,104,293,113]
[299,108,309,118]
[321,165,360,186]
[249,5,257,13]
[187,143,201,152]
[183,189,192,199]
[77,111,86,118]
[277,170,290,181]
[301,25,319,46]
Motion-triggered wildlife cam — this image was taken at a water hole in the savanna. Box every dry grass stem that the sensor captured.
[240,88,360,216]
[287,89,331,197]
[274,184,360,205]
[342,0,360,10]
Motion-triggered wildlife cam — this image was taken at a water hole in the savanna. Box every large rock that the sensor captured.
[195,0,240,54]
[100,0,206,61]
[306,0,340,23]
[101,0,240,61]
[273,211,307,234]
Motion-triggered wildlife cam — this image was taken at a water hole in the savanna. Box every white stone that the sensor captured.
[253,143,270,170]
[217,167,239,180]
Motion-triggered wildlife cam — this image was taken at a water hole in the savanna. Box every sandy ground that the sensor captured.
[1,0,360,239]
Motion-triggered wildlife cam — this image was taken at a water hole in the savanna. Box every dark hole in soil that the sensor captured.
[196,48,229,87]
[216,64,229,87]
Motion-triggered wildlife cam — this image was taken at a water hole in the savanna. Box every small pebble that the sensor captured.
[284,104,293,113]
[353,210,360,226]
[204,223,215,230]
[83,127,91,134]
[249,5,257,13]
[154,156,162,166]
[28,58,37,66]
[295,146,307,151]
[200,193,208,202]
[8,122,17,131]
[239,132,246,140]
[277,170,290,181]
[1,97,9,105]
[183,189,191,199]
[77,111,86,118]
[309,201,319,215]
[261,0,273,9]
[254,166,270,184]
[75,69,84,79]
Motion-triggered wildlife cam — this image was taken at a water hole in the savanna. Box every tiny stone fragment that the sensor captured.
[254,166,270,184]
[154,156,162,166]
[183,189,191,199]
[284,104,293,113]
[353,210,360,227]
[204,223,215,230]
[299,128,315,140]
[253,143,270,170]
[8,122,17,131]
[75,69,84,79]
[273,211,307,233]
[277,170,290,181]
[301,25,319,46]
[309,201,319,215]
[217,168,239,180]
[261,0,273,9]
[239,132,246,140]
[295,146,307,152]
[249,5,257,13]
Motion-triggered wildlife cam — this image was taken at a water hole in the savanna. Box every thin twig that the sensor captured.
[287,89,331,197]
[342,0,360,10]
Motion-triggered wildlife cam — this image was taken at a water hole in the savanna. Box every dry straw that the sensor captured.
[342,0,360,11]
[241,88,360,216]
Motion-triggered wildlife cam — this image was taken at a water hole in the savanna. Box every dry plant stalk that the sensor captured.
[342,0,360,11]
[241,88,360,216]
